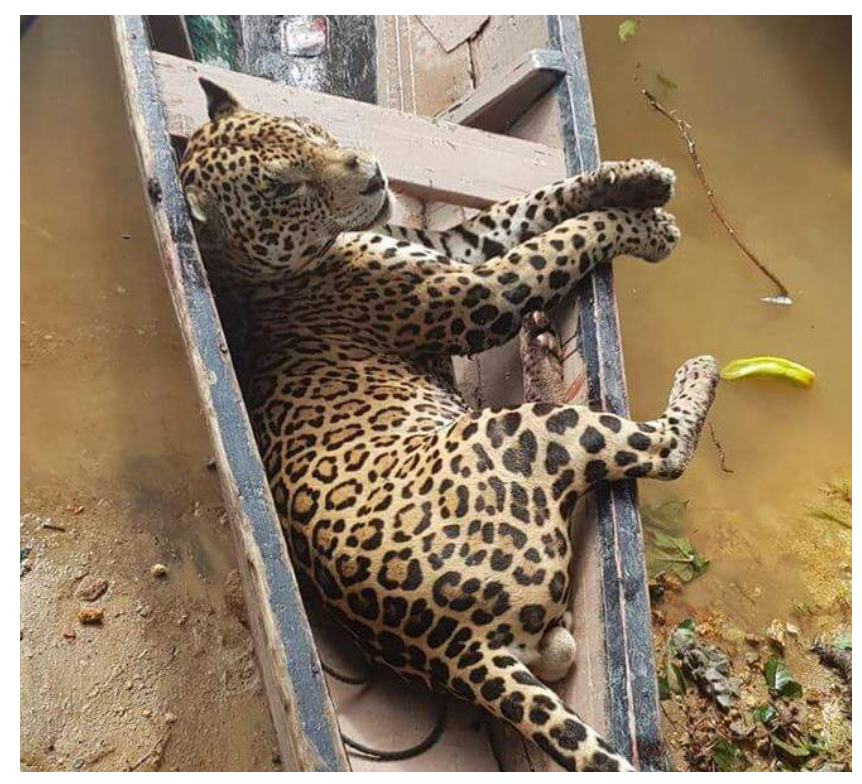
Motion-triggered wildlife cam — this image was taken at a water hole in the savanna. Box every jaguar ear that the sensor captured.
[199,77,240,121]
[184,184,209,223]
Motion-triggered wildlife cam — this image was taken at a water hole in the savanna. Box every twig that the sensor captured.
[642,90,792,304]
[708,423,734,474]
[731,581,757,607]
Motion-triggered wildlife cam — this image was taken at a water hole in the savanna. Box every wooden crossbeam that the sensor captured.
[154,52,566,209]
[439,48,566,132]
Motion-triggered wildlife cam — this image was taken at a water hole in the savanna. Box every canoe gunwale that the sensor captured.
[548,16,664,770]
[111,15,349,772]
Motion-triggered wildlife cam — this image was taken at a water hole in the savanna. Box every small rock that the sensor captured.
[78,607,104,625]
[745,633,763,647]
[151,563,168,579]
[786,622,801,638]
[164,712,177,724]
[728,720,752,738]
[75,575,108,602]
[744,652,760,667]
[766,619,786,651]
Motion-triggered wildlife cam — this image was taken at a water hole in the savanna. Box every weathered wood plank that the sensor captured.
[439,48,566,133]
[111,15,349,772]
[154,51,566,208]
[416,15,488,52]
[548,15,665,771]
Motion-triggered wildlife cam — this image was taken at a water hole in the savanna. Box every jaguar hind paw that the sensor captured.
[520,311,566,403]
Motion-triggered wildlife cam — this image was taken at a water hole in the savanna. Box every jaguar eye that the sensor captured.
[270,181,302,200]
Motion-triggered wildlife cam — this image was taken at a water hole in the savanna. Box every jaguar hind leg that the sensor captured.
[467,645,634,771]
[520,311,566,404]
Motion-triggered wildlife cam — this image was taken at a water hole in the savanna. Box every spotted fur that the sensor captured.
[180,78,719,771]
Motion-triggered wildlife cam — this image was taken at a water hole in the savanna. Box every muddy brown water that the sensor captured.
[21,16,277,770]
[582,16,851,632]
[21,14,850,771]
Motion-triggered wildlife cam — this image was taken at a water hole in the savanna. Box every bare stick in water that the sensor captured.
[708,423,734,474]
[642,89,792,305]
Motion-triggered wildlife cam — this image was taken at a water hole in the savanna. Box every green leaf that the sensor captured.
[764,656,804,699]
[752,703,777,724]
[712,740,749,772]
[677,618,696,632]
[666,661,687,695]
[720,356,815,386]
[643,501,710,583]
[618,20,640,44]
[772,738,811,758]
[833,631,852,651]
[656,71,678,91]
[657,676,670,701]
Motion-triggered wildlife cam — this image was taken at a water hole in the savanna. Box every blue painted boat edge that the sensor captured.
[546,14,666,772]
[113,15,349,771]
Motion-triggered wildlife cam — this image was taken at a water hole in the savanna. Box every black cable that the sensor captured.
[342,697,448,762]
[321,657,372,686]
[312,620,447,761]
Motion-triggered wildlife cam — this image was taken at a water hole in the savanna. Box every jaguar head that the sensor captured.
[180,78,391,285]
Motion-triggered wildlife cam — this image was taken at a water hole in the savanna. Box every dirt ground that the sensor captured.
[20,16,277,771]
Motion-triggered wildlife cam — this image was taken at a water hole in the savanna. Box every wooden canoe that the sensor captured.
[112,14,663,771]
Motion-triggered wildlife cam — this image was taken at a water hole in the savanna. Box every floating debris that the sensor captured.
[720,357,815,386]
[643,500,710,584]
[642,89,793,304]
[618,19,640,43]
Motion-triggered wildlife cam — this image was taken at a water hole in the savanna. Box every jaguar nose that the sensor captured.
[361,164,385,195]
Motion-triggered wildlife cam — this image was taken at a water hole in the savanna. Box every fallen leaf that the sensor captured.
[643,501,710,583]
[764,656,803,699]
[712,740,749,771]
[656,71,678,90]
[753,703,777,724]
[618,19,640,44]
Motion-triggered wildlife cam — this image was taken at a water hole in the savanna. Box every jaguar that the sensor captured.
[180,77,719,771]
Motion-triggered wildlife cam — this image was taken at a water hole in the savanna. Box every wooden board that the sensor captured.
[439,48,566,133]
[111,15,349,772]
[154,51,566,209]
[416,15,488,52]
